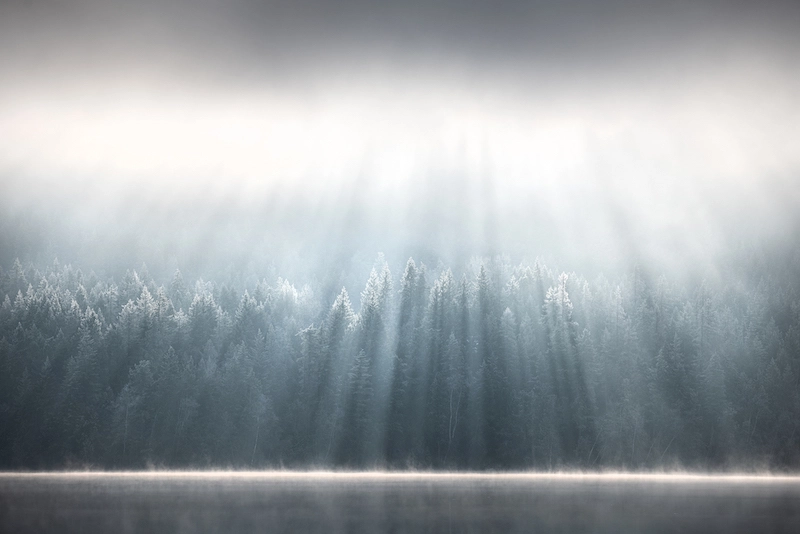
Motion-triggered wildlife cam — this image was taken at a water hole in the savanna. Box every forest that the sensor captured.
[1,251,799,471]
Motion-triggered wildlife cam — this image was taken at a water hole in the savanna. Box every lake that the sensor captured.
[1,472,799,533]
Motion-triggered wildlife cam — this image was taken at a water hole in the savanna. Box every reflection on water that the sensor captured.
[2,473,799,533]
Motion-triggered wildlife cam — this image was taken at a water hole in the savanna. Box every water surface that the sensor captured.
[2,472,799,533]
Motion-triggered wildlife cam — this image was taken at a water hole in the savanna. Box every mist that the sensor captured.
[3,0,800,279]
[1,0,799,471]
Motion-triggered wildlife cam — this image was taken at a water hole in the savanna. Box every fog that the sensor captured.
[1,1,799,471]
[2,0,799,282]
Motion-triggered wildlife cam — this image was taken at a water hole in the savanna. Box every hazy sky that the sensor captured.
[1,0,799,279]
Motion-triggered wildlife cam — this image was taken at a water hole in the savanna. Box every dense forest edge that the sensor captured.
[1,252,799,471]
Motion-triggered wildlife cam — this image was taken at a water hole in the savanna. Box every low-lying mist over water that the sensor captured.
[1,0,800,477]
[3,472,800,533]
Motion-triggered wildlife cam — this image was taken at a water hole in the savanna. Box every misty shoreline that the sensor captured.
[3,470,800,480]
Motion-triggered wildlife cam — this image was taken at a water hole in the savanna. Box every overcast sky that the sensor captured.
[1,0,798,279]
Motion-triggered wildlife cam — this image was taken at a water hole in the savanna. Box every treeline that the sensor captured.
[1,255,799,470]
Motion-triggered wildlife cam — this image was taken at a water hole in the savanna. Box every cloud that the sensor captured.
[0,0,798,277]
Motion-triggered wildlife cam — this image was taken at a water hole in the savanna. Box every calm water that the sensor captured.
[1,472,799,533]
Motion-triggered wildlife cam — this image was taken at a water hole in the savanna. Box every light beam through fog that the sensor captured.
[1,1,800,278]
[2,74,798,278]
